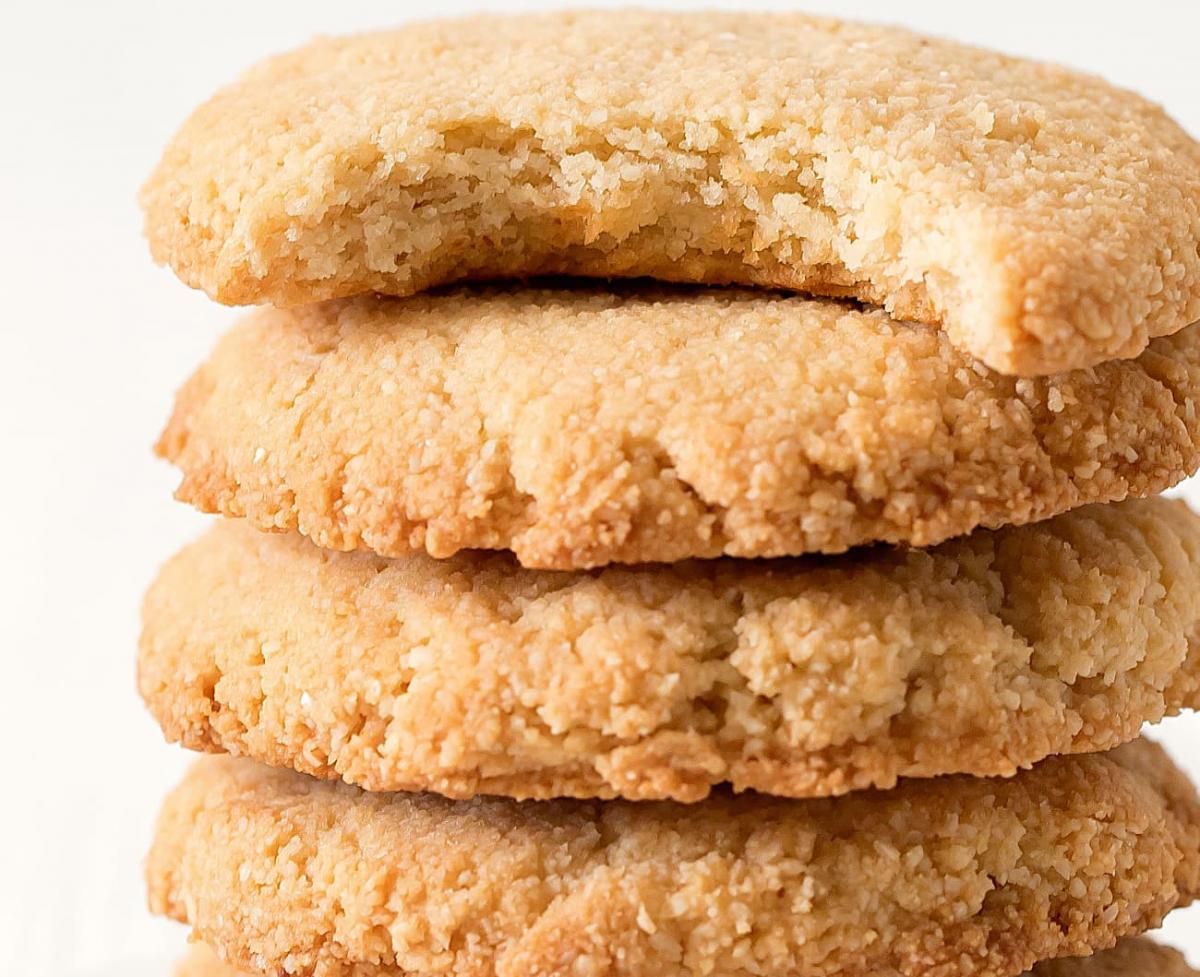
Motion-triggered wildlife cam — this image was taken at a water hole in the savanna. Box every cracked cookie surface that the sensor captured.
[158,288,1200,569]
[141,12,1200,375]
[141,498,1200,802]
[148,741,1200,977]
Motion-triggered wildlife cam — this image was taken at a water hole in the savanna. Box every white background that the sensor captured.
[2,2,1199,974]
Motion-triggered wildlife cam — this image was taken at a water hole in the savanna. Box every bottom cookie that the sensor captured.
[174,935,1195,977]
[148,741,1200,977]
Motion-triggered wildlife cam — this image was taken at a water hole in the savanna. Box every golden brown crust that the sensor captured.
[148,741,1200,977]
[174,938,1199,977]
[157,288,1200,570]
[140,12,1200,376]
[140,498,1200,802]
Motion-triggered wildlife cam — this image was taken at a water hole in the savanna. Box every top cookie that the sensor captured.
[141,12,1200,375]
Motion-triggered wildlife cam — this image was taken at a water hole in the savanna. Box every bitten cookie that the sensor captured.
[172,939,1200,977]
[141,12,1200,375]
[157,288,1200,569]
[140,498,1200,802]
[148,741,1200,977]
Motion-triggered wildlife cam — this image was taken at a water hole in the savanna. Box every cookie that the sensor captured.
[157,288,1200,570]
[141,12,1200,376]
[139,498,1200,802]
[147,741,1200,977]
[172,939,1200,977]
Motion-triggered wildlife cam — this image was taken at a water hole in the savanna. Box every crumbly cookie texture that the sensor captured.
[140,12,1200,376]
[148,741,1200,977]
[140,498,1200,802]
[157,288,1200,570]
[172,939,1199,977]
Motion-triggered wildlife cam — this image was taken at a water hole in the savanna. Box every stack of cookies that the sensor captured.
[137,12,1200,977]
